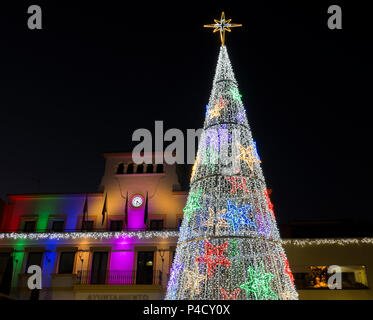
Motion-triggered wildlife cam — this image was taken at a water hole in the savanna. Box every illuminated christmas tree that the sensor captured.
[165,12,298,300]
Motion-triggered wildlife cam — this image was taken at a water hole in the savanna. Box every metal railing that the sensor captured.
[75,270,163,286]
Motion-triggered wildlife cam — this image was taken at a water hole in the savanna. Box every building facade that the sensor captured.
[0,152,372,300]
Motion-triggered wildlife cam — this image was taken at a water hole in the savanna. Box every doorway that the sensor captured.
[136,251,154,284]
[90,252,108,284]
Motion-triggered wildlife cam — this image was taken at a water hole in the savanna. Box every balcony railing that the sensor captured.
[75,270,164,286]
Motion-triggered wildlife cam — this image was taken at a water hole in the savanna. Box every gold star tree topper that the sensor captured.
[204,12,242,46]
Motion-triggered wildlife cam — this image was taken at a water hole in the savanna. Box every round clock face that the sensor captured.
[131,195,144,208]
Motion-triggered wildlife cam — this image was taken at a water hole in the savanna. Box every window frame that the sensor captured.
[58,252,76,274]
[23,220,37,233]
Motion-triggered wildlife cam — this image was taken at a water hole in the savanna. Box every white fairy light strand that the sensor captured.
[282,238,373,247]
[0,231,371,246]
[0,230,179,241]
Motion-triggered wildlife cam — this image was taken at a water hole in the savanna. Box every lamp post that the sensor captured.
[158,249,165,286]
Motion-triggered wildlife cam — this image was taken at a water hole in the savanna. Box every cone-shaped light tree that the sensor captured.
[165,13,298,300]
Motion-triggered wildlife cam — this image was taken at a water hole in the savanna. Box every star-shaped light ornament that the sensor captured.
[185,263,207,296]
[240,265,278,300]
[183,188,203,221]
[204,12,242,46]
[223,200,256,233]
[208,96,227,120]
[236,143,262,172]
[230,87,242,102]
[195,240,231,277]
[225,176,249,194]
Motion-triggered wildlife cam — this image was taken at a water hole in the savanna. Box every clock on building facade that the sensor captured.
[130,194,144,208]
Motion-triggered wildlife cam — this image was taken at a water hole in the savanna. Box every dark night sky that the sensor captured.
[0,1,371,225]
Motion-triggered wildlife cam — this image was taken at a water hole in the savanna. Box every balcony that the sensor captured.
[75,270,165,286]
[72,270,167,299]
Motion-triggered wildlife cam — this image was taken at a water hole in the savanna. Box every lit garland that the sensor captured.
[1,231,372,247]
[282,238,373,247]
[0,230,179,241]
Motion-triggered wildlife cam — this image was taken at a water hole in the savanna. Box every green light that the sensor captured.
[183,188,203,221]
[230,239,238,256]
[240,264,278,300]
[230,87,242,102]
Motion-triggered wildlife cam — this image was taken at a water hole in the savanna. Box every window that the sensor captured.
[0,253,11,283]
[23,221,36,232]
[81,220,94,231]
[116,163,124,174]
[25,252,43,273]
[149,219,163,231]
[146,164,154,173]
[294,265,369,289]
[110,220,123,231]
[136,164,144,174]
[58,252,75,274]
[51,220,64,232]
[156,164,164,173]
[126,163,134,174]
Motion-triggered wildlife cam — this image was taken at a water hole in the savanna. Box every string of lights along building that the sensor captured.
[0,13,373,301]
